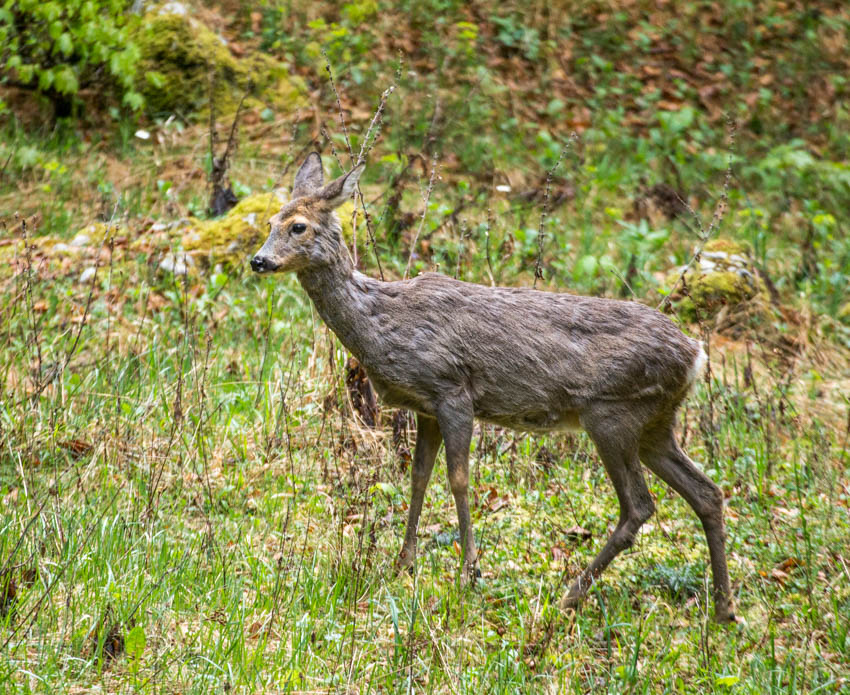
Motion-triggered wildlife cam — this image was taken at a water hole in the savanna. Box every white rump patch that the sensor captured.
[687,342,708,386]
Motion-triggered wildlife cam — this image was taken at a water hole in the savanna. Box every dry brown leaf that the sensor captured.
[777,557,800,571]
[771,568,790,583]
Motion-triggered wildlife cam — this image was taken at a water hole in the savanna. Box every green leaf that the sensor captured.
[38,68,55,90]
[145,71,166,89]
[17,64,35,84]
[17,146,40,168]
[122,91,144,111]
[575,254,599,278]
[715,675,739,687]
[125,625,146,661]
[370,482,397,497]
[57,32,73,56]
[53,66,79,94]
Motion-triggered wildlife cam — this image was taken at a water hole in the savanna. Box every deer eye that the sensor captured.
[290,222,307,235]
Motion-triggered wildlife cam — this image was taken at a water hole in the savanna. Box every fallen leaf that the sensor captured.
[777,557,800,571]
[657,99,684,111]
[552,545,569,562]
[771,568,789,583]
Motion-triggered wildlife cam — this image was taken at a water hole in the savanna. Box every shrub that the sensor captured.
[0,0,143,118]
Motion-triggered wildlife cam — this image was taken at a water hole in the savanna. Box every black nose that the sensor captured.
[250,255,267,273]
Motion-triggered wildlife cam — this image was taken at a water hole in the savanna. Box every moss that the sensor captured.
[132,8,306,117]
[666,237,768,322]
[678,270,760,320]
[182,191,287,269]
[702,238,751,256]
[337,201,356,243]
[838,302,850,325]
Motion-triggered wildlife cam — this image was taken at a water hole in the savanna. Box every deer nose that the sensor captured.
[250,255,268,273]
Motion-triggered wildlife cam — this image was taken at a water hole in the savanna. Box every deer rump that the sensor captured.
[351,272,703,431]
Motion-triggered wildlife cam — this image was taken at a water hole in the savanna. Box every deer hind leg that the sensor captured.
[639,425,735,623]
[397,414,442,572]
[436,401,479,585]
[561,421,654,610]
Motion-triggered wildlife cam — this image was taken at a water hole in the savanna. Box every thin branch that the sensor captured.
[534,133,578,287]
[404,155,438,279]
[659,116,738,311]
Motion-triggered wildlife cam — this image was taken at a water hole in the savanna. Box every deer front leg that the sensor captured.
[436,401,479,585]
[397,414,442,572]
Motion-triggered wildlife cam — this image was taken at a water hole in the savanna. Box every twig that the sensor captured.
[659,116,738,311]
[352,85,394,277]
[322,51,355,166]
[0,148,13,183]
[534,133,577,287]
[356,85,395,166]
[321,61,392,278]
[404,154,438,279]
[484,206,496,287]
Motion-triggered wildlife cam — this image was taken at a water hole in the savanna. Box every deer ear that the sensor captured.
[317,163,365,209]
[292,152,324,198]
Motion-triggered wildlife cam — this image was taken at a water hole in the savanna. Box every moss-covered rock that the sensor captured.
[132,7,306,116]
[181,196,360,270]
[665,238,769,323]
[181,191,288,269]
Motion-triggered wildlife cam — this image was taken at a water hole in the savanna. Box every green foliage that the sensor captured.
[0,0,142,114]
[132,9,305,117]
[646,563,703,600]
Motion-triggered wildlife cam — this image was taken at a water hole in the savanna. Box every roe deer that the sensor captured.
[251,153,735,622]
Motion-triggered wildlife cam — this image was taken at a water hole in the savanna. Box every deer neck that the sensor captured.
[297,252,378,362]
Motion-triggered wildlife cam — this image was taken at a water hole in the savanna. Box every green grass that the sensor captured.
[1,170,849,692]
[2,7,850,684]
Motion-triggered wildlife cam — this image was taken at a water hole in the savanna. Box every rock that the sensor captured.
[52,243,79,255]
[665,239,770,324]
[70,233,91,247]
[79,267,97,284]
[132,7,307,117]
[174,190,360,271]
[181,191,287,269]
[159,252,194,276]
[157,1,187,15]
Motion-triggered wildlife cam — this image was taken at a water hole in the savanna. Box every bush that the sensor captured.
[132,9,305,118]
[0,0,143,118]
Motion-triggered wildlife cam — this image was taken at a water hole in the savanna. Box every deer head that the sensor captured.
[250,153,364,274]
